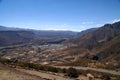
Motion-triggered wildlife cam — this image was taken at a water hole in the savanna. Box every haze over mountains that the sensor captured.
[0,25,78,46]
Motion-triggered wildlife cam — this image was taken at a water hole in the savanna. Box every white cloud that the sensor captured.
[38,24,81,31]
[111,19,120,23]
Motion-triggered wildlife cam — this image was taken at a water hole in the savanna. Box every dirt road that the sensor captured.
[55,66,120,75]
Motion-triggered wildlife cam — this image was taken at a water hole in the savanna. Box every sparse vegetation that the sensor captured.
[66,67,79,78]
[0,63,44,80]
[92,55,99,60]
[0,58,120,80]
[102,74,111,80]
[0,58,60,73]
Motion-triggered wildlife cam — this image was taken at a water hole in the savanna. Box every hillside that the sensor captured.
[61,21,120,68]
[77,28,97,37]
[0,63,45,80]
[94,35,120,67]
[0,31,35,46]
[72,21,120,49]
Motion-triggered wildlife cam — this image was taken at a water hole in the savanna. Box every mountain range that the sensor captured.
[0,21,120,68]
[0,26,78,46]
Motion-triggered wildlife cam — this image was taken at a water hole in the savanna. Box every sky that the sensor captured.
[0,0,120,31]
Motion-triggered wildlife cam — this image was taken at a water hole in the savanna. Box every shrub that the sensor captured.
[62,68,67,73]
[102,74,111,80]
[92,55,99,60]
[66,67,79,78]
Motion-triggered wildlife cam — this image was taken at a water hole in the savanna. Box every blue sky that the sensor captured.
[0,0,120,31]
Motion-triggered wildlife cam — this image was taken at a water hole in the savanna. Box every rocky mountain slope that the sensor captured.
[65,21,120,68]
[72,21,120,49]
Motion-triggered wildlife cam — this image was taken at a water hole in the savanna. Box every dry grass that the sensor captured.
[0,64,44,80]
[0,63,75,80]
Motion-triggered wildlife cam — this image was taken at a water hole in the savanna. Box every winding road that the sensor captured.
[55,66,120,75]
